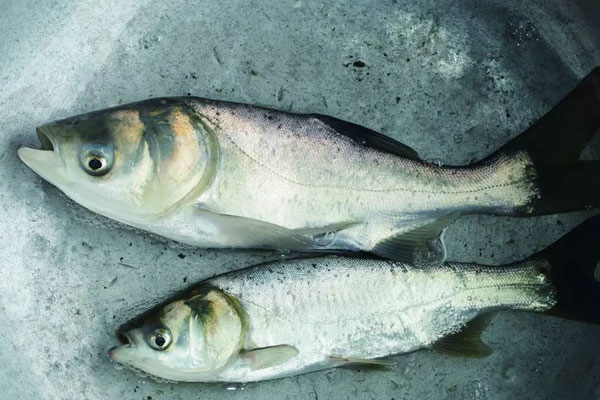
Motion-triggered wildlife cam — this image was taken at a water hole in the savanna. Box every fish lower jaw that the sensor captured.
[109,359,179,384]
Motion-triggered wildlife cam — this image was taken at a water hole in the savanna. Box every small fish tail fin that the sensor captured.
[539,214,600,325]
[487,67,600,216]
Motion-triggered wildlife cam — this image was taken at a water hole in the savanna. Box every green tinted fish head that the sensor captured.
[108,287,245,382]
[18,98,219,221]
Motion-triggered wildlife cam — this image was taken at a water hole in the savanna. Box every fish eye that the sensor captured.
[87,155,105,170]
[148,328,172,351]
[80,146,114,176]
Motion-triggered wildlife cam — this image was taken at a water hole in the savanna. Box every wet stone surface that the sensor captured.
[0,0,599,399]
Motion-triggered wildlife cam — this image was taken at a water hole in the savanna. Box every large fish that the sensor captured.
[108,215,600,383]
[18,69,600,263]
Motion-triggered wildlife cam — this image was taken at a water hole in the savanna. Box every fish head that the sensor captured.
[109,286,245,382]
[18,98,219,222]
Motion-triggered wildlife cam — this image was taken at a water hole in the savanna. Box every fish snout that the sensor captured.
[18,125,70,185]
[108,329,138,361]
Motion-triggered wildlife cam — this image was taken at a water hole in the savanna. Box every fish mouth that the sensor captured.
[108,343,178,384]
[108,330,136,363]
[36,125,55,151]
[117,330,134,346]
[18,125,66,185]
[108,331,167,382]
[108,346,124,361]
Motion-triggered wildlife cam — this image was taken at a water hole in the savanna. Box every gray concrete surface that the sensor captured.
[1,0,599,399]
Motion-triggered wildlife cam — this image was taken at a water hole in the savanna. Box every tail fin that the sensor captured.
[540,214,600,324]
[489,67,600,216]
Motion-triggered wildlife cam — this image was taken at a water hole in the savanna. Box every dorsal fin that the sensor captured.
[312,114,421,160]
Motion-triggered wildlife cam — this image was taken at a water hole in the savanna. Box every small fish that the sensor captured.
[108,216,600,383]
[18,69,600,263]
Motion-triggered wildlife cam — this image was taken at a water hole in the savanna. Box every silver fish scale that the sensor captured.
[187,99,537,252]
[209,256,555,381]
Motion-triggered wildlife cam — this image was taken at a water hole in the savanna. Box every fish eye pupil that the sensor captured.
[148,328,171,350]
[155,335,166,347]
[88,158,103,170]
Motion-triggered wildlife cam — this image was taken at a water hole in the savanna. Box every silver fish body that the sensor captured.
[165,99,535,252]
[109,256,555,382]
[17,70,600,260]
[208,257,554,382]
[17,97,540,263]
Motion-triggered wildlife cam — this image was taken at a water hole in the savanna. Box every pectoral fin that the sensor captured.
[192,207,317,250]
[240,345,299,370]
[431,314,495,358]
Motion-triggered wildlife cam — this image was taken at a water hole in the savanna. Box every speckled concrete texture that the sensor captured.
[1,0,599,399]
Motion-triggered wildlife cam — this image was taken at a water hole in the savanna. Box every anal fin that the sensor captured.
[371,214,459,265]
[431,314,495,358]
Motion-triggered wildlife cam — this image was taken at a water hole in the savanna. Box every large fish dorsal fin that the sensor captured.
[312,114,421,160]
[431,314,495,358]
[371,214,458,265]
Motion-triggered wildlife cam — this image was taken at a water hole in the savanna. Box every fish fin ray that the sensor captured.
[540,214,600,325]
[431,313,495,358]
[193,207,317,250]
[311,114,421,160]
[295,221,360,238]
[371,214,459,264]
[240,345,299,370]
[329,355,393,370]
[484,67,600,216]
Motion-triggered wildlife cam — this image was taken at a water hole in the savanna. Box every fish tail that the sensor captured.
[483,67,600,216]
[538,214,600,325]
